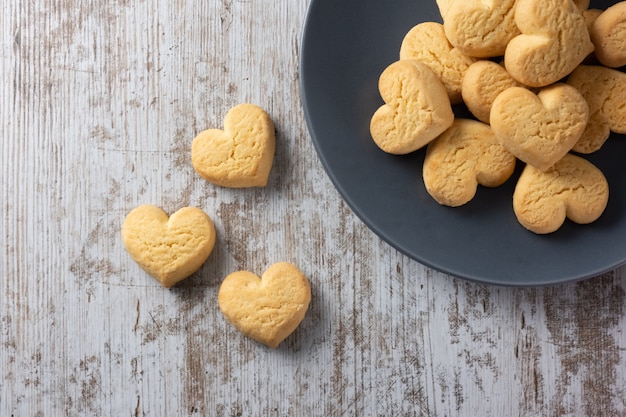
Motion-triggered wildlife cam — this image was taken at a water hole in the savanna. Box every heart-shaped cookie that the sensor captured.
[218,262,311,348]
[567,65,626,153]
[461,60,525,124]
[370,60,454,155]
[443,0,519,58]
[423,119,516,207]
[191,103,275,188]
[504,0,594,87]
[513,153,609,234]
[399,22,476,104]
[121,205,216,288]
[490,84,589,171]
[590,2,626,68]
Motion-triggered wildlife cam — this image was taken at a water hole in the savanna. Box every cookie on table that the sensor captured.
[504,0,594,87]
[490,83,589,171]
[513,154,609,234]
[423,119,516,207]
[121,205,216,288]
[370,59,454,155]
[218,262,311,349]
[191,103,275,188]
[399,22,476,104]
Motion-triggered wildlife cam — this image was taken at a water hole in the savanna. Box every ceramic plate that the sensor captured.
[299,0,626,286]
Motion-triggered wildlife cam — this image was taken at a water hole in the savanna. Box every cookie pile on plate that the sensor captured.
[369,0,626,234]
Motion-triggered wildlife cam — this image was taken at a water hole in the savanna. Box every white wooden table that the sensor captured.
[2,1,626,415]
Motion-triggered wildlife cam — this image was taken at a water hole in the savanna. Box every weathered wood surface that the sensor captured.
[2,1,626,416]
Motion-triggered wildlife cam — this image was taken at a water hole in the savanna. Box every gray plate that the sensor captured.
[299,0,626,286]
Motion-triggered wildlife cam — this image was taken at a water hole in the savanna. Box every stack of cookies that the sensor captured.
[370,0,626,234]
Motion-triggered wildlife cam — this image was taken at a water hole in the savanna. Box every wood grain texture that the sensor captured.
[2,1,626,416]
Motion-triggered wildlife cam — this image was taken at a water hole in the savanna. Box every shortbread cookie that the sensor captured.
[504,0,594,87]
[443,0,519,58]
[567,65,626,153]
[218,262,311,349]
[513,153,609,234]
[399,22,476,103]
[490,84,589,171]
[423,119,516,207]
[122,205,216,288]
[191,103,275,188]
[370,60,454,154]
[590,1,626,68]
[461,60,525,124]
